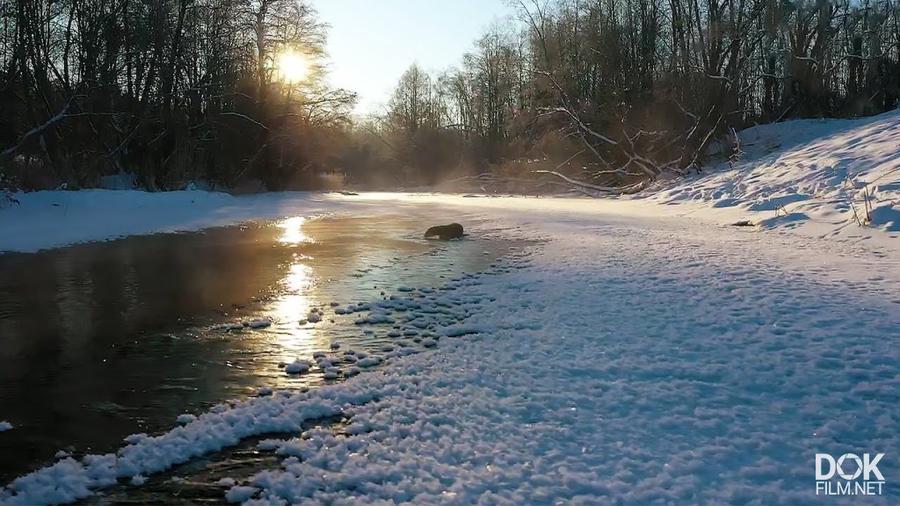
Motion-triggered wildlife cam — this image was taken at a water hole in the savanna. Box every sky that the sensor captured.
[310,0,515,116]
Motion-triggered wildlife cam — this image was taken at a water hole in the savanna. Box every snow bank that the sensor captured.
[0,388,377,505]
[650,109,900,237]
[0,190,345,253]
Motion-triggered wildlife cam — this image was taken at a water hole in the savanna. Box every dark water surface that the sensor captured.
[0,211,512,482]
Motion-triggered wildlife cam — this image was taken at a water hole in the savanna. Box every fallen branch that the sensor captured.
[1,98,76,162]
[532,170,645,194]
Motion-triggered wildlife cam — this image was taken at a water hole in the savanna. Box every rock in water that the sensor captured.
[424,223,464,240]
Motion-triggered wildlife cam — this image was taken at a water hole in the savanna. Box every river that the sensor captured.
[0,209,515,483]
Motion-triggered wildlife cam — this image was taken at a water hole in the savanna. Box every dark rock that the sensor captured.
[424,223,464,240]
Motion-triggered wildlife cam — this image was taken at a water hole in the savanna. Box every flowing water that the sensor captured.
[0,210,515,484]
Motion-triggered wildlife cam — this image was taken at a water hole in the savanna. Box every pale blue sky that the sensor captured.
[310,0,514,116]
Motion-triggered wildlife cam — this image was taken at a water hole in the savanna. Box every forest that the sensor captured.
[2,0,900,193]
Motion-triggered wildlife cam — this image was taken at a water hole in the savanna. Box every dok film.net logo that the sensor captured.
[815,453,885,496]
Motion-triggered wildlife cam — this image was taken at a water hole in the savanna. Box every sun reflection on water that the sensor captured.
[261,217,323,361]
[275,262,313,320]
[269,260,320,359]
[274,218,316,348]
[278,216,312,245]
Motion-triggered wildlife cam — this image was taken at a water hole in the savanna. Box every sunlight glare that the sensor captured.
[276,50,310,84]
[271,261,324,358]
[279,216,312,245]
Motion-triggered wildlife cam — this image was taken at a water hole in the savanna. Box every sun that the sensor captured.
[276,50,310,83]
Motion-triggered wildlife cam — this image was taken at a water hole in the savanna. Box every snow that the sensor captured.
[3,201,898,503]
[1,386,378,505]
[1,113,899,504]
[225,486,259,503]
[122,433,147,445]
[356,356,382,368]
[356,313,394,325]
[284,360,311,375]
[217,477,237,487]
[239,217,894,504]
[0,190,340,253]
[646,108,900,238]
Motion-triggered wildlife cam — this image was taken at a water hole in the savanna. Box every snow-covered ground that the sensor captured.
[0,190,346,253]
[1,113,898,504]
[646,108,900,239]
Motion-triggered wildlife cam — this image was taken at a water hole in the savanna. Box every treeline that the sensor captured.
[3,1,899,194]
[1,0,355,191]
[354,0,900,191]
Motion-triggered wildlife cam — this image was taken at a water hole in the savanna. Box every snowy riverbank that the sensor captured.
[643,107,900,240]
[0,190,342,253]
